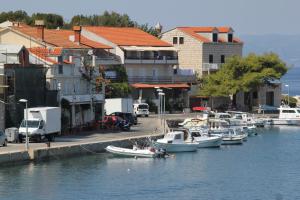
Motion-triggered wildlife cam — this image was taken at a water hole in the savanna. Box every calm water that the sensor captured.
[281,66,300,96]
[1,127,300,200]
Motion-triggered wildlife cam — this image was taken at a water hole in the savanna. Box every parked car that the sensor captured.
[109,112,137,125]
[0,130,8,147]
[133,103,149,117]
[99,115,130,131]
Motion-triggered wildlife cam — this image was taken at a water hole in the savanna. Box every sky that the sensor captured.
[1,0,299,35]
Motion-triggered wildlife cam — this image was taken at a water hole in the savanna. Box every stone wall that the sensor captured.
[161,29,203,75]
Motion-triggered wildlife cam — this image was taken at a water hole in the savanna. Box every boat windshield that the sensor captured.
[20,120,40,128]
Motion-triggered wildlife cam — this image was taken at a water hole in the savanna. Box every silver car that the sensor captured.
[0,130,7,147]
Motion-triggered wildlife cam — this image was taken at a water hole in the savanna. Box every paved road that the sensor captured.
[0,116,162,153]
[0,112,272,153]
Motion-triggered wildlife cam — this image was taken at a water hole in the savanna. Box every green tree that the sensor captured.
[0,10,30,23]
[106,83,131,98]
[29,13,64,29]
[200,53,288,97]
[69,11,135,27]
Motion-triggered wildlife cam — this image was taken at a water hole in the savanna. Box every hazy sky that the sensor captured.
[1,0,299,35]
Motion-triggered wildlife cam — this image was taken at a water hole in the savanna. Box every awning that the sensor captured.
[131,83,190,89]
[192,106,208,111]
[121,46,177,51]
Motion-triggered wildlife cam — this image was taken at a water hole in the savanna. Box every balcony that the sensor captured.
[95,56,121,65]
[125,56,178,65]
[128,75,196,84]
[202,63,220,71]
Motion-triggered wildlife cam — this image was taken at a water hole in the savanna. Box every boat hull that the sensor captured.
[105,145,156,158]
[266,119,300,126]
[222,137,243,145]
[153,142,198,152]
[194,136,222,148]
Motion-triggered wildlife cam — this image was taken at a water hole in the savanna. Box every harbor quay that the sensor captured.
[0,116,166,165]
[0,112,276,166]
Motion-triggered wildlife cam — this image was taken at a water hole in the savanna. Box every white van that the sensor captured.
[133,103,149,117]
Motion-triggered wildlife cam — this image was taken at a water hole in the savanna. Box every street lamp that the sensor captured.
[285,84,290,106]
[158,92,165,134]
[19,99,29,151]
[156,88,163,118]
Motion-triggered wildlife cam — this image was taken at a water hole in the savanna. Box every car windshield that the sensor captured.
[20,120,40,128]
[138,104,149,109]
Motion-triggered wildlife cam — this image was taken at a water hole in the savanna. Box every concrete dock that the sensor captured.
[0,116,165,165]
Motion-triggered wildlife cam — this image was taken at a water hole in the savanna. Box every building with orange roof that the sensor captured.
[161,26,243,77]
[0,22,118,130]
[161,26,243,110]
[81,26,182,83]
[81,26,196,108]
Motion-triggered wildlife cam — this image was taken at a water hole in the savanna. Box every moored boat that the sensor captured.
[189,129,222,148]
[153,131,198,152]
[264,106,300,126]
[105,145,164,158]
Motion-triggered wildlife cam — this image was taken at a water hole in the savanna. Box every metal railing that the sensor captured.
[127,75,196,84]
[202,63,220,71]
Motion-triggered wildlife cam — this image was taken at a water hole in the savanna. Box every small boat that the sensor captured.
[264,106,300,126]
[153,131,198,152]
[243,125,257,136]
[220,129,244,145]
[105,145,164,158]
[189,128,222,148]
[221,135,243,145]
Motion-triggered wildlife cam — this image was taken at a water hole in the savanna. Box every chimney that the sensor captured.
[35,20,45,41]
[73,26,82,44]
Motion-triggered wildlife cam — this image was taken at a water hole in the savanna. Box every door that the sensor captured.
[266,91,274,106]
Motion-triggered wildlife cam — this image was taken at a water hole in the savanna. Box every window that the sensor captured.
[209,54,214,63]
[175,134,181,140]
[58,65,63,74]
[179,37,184,44]
[57,56,63,74]
[228,33,233,42]
[221,55,225,63]
[212,33,218,42]
[173,37,178,44]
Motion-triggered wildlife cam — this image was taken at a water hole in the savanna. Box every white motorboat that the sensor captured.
[178,118,207,128]
[153,131,198,152]
[189,128,222,148]
[226,111,265,127]
[265,106,300,126]
[220,129,244,145]
[105,145,162,158]
[221,135,243,145]
[193,133,222,148]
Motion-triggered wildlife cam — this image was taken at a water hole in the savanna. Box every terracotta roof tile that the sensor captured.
[12,26,111,49]
[177,26,242,43]
[84,26,172,47]
[28,47,58,64]
[28,47,73,65]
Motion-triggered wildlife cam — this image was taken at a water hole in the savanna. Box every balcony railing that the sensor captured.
[128,75,196,84]
[125,56,178,64]
[95,56,121,65]
[202,63,220,71]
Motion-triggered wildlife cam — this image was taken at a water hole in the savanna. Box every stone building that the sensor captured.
[161,27,243,77]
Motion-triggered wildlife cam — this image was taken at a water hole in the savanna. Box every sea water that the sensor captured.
[0,127,300,200]
[281,66,300,96]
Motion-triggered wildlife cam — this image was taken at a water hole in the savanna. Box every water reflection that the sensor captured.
[0,128,300,200]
